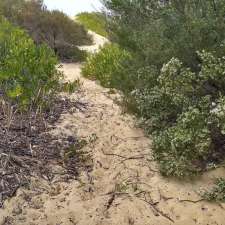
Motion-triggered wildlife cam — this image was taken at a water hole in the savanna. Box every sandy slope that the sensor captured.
[1,32,225,225]
[78,30,109,53]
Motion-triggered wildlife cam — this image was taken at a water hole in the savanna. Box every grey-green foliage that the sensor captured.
[202,178,225,202]
[133,52,225,177]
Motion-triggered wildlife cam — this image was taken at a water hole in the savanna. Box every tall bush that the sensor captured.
[103,0,225,70]
[0,18,61,111]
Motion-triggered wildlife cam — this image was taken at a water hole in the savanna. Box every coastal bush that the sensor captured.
[56,45,88,62]
[103,0,225,71]
[202,178,225,202]
[83,41,225,177]
[0,18,61,111]
[82,44,131,88]
[134,52,225,176]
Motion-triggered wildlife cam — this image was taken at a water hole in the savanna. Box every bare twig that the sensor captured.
[179,199,204,203]
[102,150,150,164]
[102,151,128,159]
[139,196,174,223]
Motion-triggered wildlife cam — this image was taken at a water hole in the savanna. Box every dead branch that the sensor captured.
[139,196,174,223]
[102,150,151,164]
[179,199,204,203]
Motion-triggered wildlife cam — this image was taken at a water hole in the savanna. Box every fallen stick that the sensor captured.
[102,150,149,163]
[139,198,174,223]
[179,198,204,203]
[102,151,128,159]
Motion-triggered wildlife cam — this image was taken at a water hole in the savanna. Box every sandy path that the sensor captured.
[1,33,225,225]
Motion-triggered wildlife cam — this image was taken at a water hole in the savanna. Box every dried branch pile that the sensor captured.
[0,97,90,206]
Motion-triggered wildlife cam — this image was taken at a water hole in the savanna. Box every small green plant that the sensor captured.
[56,45,88,62]
[64,139,88,160]
[115,182,129,193]
[202,178,225,202]
[82,43,131,88]
[60,79,81,94]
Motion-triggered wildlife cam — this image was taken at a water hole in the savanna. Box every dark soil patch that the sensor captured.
[0,97,91,207]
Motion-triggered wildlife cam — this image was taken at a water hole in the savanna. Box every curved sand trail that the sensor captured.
[1,32,225,225]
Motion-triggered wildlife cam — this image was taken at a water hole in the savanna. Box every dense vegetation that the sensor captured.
[0,18,61,113]
[104,0,225,70]
[82,44,131,87]
[76,12,108,37]
[202,178,225,202]
[0,0,92,62]
[83,0,225,177]
[0,13,85,203]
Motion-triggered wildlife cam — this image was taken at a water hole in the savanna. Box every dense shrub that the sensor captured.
[202,178,225,202]
[56,44,88,62]
[133,52,225,177]
[0,0,92,62]
[0,18,61,111]
[76,12,108,37]
[88,0,225,178]
[82,44,131,88]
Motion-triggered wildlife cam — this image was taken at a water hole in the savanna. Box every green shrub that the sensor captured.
[103,0,225,71]
[153,105,212,177]
[82,44,131,88]
[76,12,108,37]
[202,178,225,202]
[56,45,88,62]
[0,18,61,111]
[132,52,225,177]
[60,80,81,94]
